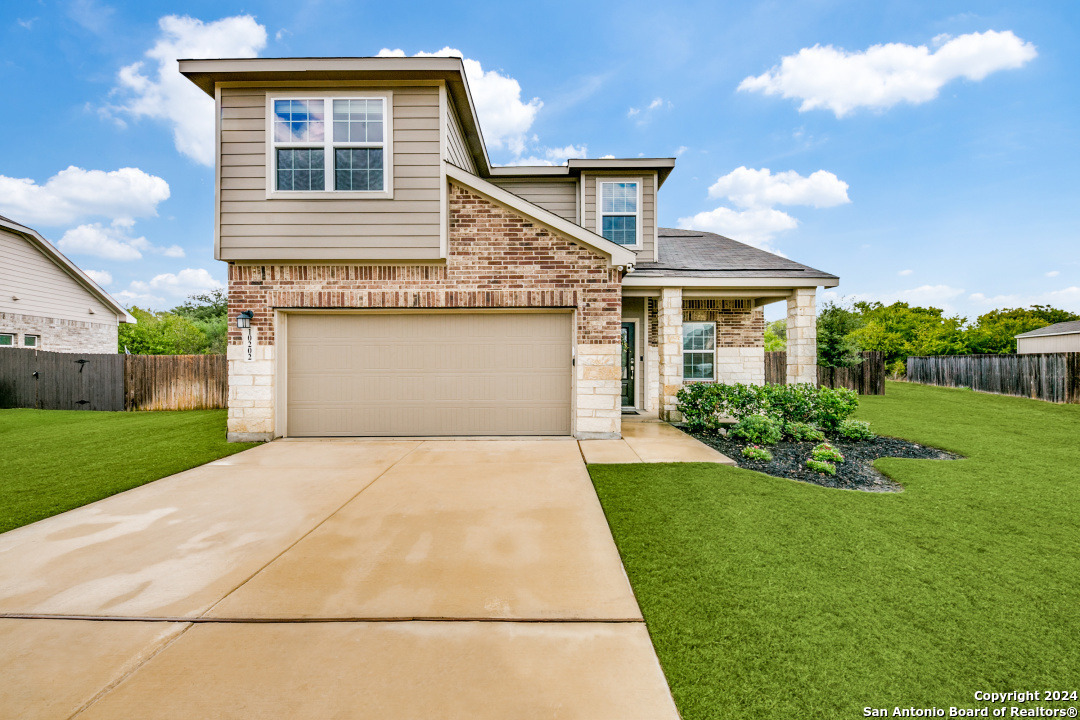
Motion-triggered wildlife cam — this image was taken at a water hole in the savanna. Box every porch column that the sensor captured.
[658,287,683,421]
[786,287,817,385]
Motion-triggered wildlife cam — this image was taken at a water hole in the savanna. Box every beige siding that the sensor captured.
[443,95,476,172]
[219,86,443,261]
[488,179,578,223]
[581,172,656,259]
[1017,334,1080,354]
[0,228,116,324]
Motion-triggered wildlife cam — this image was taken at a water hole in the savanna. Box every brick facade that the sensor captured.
[682,299,764,347]
[0,311,117,354]
[226,182,623,440]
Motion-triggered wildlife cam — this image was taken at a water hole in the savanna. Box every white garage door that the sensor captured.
[286,312,572,436]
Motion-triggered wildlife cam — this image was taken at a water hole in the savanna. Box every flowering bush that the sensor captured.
[806,459,837,475]
[811,442,845,464]
[741,445,774,462]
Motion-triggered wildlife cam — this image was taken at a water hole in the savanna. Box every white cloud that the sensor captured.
[821,285,967,312]
[969,287,1080,313]
[1046,270,1060,278]
[707,166,850,209]
[58,219,184,261]
[111,15,267,165]
[600,154,615,159]
[130,268,223,298]
[674,146,688,156]
[378,47,541,156]
[502,143,589,166]
[84,270,113,286]
[115,289,165,306]
[676,207,799,252]
[898,269,913,276]
[739,30,1037,117]
[627,97,671,124]
[274,28,290,42]
[0,166,170,227]
[17,17,37,29]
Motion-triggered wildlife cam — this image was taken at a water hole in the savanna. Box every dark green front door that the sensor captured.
[621,322,635,407]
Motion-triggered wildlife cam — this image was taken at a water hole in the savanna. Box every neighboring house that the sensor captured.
[0,215,134,354]
[180,56,838,442]
[1015,321,1080,354]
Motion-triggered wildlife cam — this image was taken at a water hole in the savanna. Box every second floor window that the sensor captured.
[272,97,388,193]
[599,181,640,246]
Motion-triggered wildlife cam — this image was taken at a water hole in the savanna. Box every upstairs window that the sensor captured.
[599,180,640,246]
[269,95,390,196]
[683,322,715,380]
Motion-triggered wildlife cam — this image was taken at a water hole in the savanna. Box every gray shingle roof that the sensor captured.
[630,228,838,279]
[1014,320,1080,338]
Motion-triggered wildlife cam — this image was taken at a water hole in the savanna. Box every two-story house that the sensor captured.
[180,56,837,442]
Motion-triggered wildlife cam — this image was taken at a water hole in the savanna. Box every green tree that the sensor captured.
[817,302,864,367]
[764,319,787,351]
[118,307,209,354]
[849,301,966,365]
[173,289,228,355]
[965,306,1079,354]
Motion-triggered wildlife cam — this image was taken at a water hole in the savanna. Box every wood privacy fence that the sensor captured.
[0,349,227,411]
[906,353,1080,404]
[765,351,886,395]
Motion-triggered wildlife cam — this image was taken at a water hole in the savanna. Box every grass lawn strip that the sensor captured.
[590,382,1080,719]
[0,409,257,534]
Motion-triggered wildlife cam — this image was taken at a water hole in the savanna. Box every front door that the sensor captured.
[621,322,635,408]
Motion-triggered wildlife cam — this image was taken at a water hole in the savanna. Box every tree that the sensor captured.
[849,301,966,365]
[965,305,1079,354]
[117,289,229,355]
[172,289,227,355]
[817,302,864,367]
[764,319,786,351]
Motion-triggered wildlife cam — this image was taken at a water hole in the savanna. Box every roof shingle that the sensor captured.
[630,228,837,279]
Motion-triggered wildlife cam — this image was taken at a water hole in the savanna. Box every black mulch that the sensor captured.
[683,428,960,492]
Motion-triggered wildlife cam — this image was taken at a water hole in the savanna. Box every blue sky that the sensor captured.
[2,0,1078,321]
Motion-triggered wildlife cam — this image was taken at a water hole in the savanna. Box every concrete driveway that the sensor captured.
[0,439,678,719]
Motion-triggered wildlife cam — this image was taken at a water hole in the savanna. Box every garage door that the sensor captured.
[286,312,572,436]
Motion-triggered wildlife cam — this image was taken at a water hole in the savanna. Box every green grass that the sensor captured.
[0,409,257,534]
[590,382,1080,719]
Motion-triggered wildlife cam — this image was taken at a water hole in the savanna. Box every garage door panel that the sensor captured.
[287,313,571,436]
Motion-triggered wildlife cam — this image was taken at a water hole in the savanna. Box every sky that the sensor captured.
[2,0,1078,321]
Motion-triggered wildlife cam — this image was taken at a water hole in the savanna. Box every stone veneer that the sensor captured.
[0,311,117,354]
[786,287,817,384]
[225,182,623,441]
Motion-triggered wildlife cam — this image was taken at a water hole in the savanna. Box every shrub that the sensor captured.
[806,459,836,475]
[888,359,907,378]
[815,387,859,432]
[741,445,774,462]
[762,383,820,425]
[838,419,876,441]
[676,383,727,432]
[783,421,825,443]
[811,442,845,464]
[730,415,783,445]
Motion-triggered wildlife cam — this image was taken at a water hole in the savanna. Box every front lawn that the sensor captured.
[0,409,257,534]
[591,382,1080,719]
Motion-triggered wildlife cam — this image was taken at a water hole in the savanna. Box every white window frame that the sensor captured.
[0,333,14,347]
[265,91,394,200]
[595,178,642,248]
[682,321,716,381]
[23,334,39,347]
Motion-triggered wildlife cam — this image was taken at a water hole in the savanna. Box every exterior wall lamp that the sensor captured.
[236,310,254,329]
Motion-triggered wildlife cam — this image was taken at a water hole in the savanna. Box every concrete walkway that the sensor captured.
[0,440,678,720]
[579,411,735,465]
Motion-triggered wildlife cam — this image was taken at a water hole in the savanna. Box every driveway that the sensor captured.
[0,439,678,719]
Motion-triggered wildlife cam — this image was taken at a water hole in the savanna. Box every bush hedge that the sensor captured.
[677,382,860,434]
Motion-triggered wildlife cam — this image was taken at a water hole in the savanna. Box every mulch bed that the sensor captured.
[683,428,960,492]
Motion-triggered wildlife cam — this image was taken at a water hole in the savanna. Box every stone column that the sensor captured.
[658,287,683,421]
[786,287,817,385]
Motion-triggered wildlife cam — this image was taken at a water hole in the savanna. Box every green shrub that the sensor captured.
[888,359,907,378]
[675,383,727,432]
[730,415,783,446]
[806,459,837,475]
[815,387,859,432]
[811,442,845,464]
[784,421,825,443]
[763,383,820,425]
[838,419,876,441]
[741,445,774,462]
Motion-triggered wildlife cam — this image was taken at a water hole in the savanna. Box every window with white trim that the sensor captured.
[0,333,13,347]
[683,322,715,380]
[599,181,640,246]
[23,334,39,347]
[271,97,388,193]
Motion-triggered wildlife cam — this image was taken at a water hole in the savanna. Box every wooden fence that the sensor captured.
[0,349,227,411]
[906,353,1080,404]
[765,351,886,395]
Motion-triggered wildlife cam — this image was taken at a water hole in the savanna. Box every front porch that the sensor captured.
[618,286,819,422]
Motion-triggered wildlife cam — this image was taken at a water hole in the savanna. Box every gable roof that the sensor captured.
[630,228,838,284]
[0,215,136,323]
[445,163,638,269]
[1015,320,1080,339]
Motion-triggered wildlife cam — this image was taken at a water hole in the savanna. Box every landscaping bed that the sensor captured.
[685,429,957,491]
